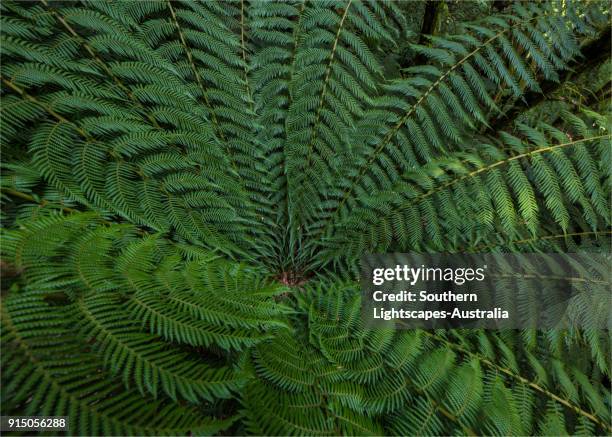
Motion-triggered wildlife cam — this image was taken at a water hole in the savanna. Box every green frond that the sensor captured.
[321,115,610,261]
[2,0,610,435]
[1,293,237,436]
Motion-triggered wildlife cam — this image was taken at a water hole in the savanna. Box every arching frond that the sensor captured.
[1,0,610,435]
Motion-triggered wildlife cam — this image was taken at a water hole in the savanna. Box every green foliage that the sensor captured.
[1,0,610,435]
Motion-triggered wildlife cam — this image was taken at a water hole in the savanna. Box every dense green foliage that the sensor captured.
[1,0,610,435]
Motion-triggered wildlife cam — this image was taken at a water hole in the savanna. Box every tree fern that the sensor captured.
[1,0,610,435]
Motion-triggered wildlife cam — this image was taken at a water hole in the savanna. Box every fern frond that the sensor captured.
[2,1,610,435]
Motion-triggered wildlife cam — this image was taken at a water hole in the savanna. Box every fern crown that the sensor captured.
[1,0,610,435]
